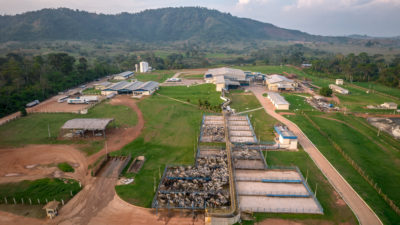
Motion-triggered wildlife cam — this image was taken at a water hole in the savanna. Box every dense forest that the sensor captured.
[308,53,400,87]
[0,7,346,43]
[0,53,118,117]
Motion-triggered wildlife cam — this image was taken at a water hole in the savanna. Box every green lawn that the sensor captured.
[0,101,137,155]
[57,162,75,172]
[135,70,175,83]
[284,113,400,225]
[0,178,81,205]
[353,82,400,99]
[158,84,223,107]
[113,95,204,207]
[280,93,314,112]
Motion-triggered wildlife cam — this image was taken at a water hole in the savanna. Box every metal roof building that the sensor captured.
[61,118,114,138]
[114,71,134,80]
[204,67,247,91]
[274,125,298,150]
[267,92,290,110]
[265,75,297,91]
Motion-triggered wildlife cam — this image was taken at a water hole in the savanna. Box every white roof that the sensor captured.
[206,67,246,80]
[266,75,294,84]
[329,84,348,92]
[61,118,114,131]
[268,92,289,105]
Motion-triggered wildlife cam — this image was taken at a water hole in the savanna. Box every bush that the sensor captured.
[57,162,74,172]
[319,86,333,97]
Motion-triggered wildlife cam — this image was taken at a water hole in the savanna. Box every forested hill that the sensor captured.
[0,7,346,43]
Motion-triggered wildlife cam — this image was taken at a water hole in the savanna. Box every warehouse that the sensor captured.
[204,67,248,92]
[274,125,298,150]
[265,75,297,91]
[101,81,159,96]
[267,92,290,110]
[60,118,114,138]
[113,71,134,80]
[93,81,112,90]
[329,84,349,94]
[132,81,159,95]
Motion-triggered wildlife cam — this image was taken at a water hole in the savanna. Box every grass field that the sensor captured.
[158,84,223,107]
[284,112,400,225]
[353,82,400,99]
[135,70,175,83]
[0,101,137,155]
[113,95,203,207]
[280,93,314,112]
[57,162,75,172]
[0,178,81,205]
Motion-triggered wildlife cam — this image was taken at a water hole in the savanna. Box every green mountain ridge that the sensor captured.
[0,7,349,43]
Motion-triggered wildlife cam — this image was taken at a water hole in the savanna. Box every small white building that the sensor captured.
[274,125,298,150]
[140,61,149,73]
[329,84,349,94]
[267,92,290,110]
[114,71,134,80]
[381,102,398,109]
[336,79,344,85]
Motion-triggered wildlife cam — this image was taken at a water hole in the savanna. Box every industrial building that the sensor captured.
[93,81,112,90]
[335,79,344,85]
[265,75,297,91]
[274,125,298,150]
[267,92,290,110]
[101,81,159,96]
[204,67,248,92]
[329,84,349,94]
[113,71,134,80]
[140,61,149,73]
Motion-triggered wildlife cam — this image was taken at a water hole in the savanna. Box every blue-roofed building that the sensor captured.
[114,71,134,80]
[274,125,298,150]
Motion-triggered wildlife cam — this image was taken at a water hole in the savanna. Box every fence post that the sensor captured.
[62,199,64,205]
[37,198,40,204]
[46,198,48,203]
[21,198,24,204]
[29,198,32,205]
[13,197,16,204]
[4,197,7,204]
[70,190,73,196]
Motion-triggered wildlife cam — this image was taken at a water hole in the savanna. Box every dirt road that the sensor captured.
[249,86,382,225]
[88,95,145,165]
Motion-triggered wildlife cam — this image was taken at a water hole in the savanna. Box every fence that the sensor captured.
[0,188,80,206]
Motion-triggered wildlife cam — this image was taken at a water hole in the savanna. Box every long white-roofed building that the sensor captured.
[204,67,248,91]
[267,92,290,110]
[113,71,134,80]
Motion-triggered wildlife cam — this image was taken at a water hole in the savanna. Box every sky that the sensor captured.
[0,0,399,37]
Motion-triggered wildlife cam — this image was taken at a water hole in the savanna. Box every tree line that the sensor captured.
[308,53,400,87]
[0,53,119,117]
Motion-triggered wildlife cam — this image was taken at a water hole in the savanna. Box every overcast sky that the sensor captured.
[1,0,399,37]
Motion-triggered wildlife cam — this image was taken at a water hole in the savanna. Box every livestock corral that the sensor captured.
[152,113,323,220]
[152,146,230,210]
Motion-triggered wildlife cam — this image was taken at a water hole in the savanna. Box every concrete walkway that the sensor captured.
[249,86,382,225]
